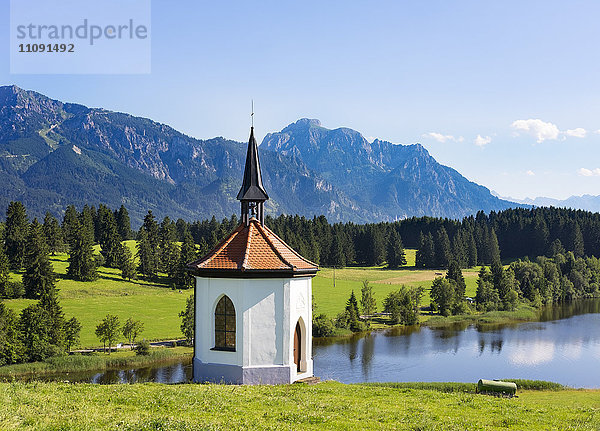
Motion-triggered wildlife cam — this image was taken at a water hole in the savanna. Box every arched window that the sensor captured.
[214,295,236,351]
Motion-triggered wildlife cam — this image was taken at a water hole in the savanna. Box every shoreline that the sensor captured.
[315,304,540,342]
[0,346,193,379]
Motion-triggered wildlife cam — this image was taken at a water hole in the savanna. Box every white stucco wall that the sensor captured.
[289,277,313,379]
[194,275,313,381]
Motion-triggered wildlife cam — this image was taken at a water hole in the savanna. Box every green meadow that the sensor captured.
[3,244,486,348]
[312,249,480,318]
[0,381,597,430]
[4,241,192,348]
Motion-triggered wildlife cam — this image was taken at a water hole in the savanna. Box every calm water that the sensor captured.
[13,360,193,384]
[13,300,600,387]
[313,300,600,388]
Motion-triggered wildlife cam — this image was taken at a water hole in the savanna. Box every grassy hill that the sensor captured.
[4,240,192,348]
[0,381,597,430]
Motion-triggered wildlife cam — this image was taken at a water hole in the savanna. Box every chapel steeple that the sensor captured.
[237,126,269,226]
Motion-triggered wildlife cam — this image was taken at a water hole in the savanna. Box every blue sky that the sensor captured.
[2,0,600,200]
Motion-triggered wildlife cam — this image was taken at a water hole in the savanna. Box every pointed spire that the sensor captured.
[237,127,268,225]
[237,127,268,202]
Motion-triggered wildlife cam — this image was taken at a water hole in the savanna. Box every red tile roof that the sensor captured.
[188,218,318,278]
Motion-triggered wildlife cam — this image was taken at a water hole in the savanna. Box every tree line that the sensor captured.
[0,201,201,366]
[2,200,600,362]
[180,207,596,270]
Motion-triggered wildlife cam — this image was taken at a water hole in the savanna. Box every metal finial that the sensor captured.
[251,100,254,127]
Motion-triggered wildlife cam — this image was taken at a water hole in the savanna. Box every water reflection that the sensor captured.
[6,300,600,388]
[8,358,193,384]
[313,299,600,388]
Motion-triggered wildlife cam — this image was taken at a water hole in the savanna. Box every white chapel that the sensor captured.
[187,126,319,384]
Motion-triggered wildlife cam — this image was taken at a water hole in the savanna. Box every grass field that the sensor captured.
[313,251,480,318]
[0,381,597,430]
[3,244,487,348]
[4,241,192,348]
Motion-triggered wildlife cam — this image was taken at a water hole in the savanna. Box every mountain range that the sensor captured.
[0,85,518,225]
[492,192,600,213]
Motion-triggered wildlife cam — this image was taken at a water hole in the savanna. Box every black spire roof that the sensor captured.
[237,127,269,202]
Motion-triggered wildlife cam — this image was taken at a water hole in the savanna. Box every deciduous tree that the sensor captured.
[95,314,120,354]
[122,317,144,349]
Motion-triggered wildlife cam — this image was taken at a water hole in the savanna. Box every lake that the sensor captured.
[314,299,600,388]
[18,299,600,387]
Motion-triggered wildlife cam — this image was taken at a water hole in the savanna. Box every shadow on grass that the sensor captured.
[52,263,172,289]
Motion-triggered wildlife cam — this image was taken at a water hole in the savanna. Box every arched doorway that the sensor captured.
[293,320,302,372]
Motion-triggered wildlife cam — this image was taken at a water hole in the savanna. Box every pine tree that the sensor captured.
[39,285,65,350]
[0,247,10,295]
[434,227,451,268]
[489,228,501,266]
[138,211,160,276]
[415,232,426,268]
[366,227,386,266]
[467,233,478,267]
[451,230,467,268]
[23,219,56,299]
[118,243,137,281]
[115,205,133,240]
[5,201,28,270]
[179,294,195,345]
[0,303,23,365]
[97,205,122,268]
[136,228,157,279]
[67,226,98,281]
[422,232,436,268]
[548,238,565,257]
[62,205,79,247]
[175,232,195,289]
[490,260,505,296]
[197,237,210,258]
[19,284,66,360]
[330,234,346,268]
[80,205,96,244]
[43,212,64,255]
[532,216,550,257]
[446,260,466,299]
[386,229,406,269]
[568,221,585,257]
[159,216,179,273]
[342,290,364,331]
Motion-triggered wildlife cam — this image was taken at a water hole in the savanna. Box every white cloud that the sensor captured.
[422,132,463,143]
[564,128,587,138]
[511,119,588,142]
[509,340,555,366]
[511,119,560,143]
[578,167,600,177]
[526,170,535,176]
[474,135,491,147]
